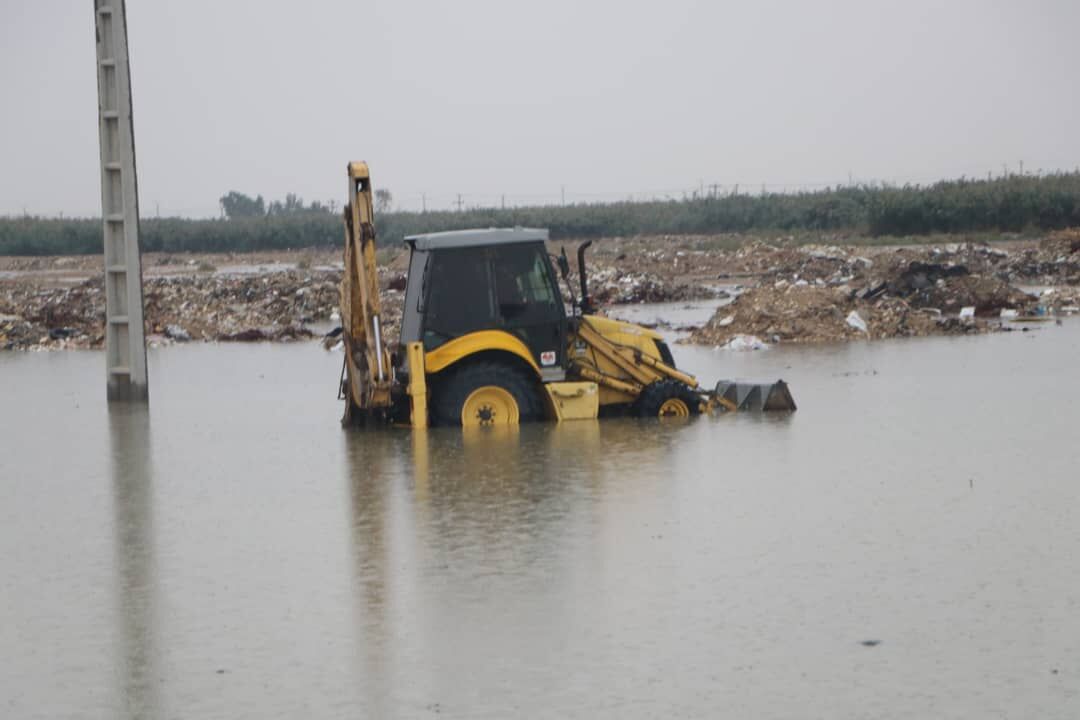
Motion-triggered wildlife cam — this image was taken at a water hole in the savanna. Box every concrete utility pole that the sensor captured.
[94,0,148,402]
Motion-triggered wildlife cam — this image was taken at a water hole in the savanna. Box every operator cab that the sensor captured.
[400,228,567,379]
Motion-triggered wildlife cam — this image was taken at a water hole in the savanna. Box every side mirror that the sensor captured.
[557,247,571,279]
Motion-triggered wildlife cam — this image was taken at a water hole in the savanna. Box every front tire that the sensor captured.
[635,380,702,418]
[432,361,543,427]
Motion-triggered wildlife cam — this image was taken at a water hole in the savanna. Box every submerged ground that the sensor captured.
[2,320,1078,718]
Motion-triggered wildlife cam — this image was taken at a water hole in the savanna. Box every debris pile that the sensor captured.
[692,286,950,345]
[4,232,1079,352]
[586,266,718,305]
[1,279,107,350]
[143,270,360,343]
[1034,285,1080,313]
[0,269,368,350]
[689,241,1057,346]
[997,230,1080,284]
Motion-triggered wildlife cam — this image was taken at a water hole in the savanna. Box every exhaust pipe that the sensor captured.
[577,240,593,314]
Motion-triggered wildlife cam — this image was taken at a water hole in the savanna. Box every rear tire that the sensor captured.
[432,361,543,427]
[635,380,702,418]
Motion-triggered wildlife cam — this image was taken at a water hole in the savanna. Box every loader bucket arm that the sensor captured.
[340,161,392,420]
[570,317,796,413]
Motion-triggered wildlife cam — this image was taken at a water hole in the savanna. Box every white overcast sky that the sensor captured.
[2,0,1078,216]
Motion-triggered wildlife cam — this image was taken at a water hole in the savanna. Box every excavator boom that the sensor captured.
[340,162,392,420]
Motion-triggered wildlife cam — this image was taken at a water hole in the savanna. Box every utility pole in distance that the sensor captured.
[94,0,148,403]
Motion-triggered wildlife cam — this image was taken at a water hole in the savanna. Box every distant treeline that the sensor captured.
[3,173,1080,256]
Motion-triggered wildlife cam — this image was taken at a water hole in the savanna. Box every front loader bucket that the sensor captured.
[714,379,797,412]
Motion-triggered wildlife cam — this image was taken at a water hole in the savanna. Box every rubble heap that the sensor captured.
[586,266,719,305]
[690,243,1049,346]
[4,231,1080,351]
[690,284,1002,346]
[0,269,358,350]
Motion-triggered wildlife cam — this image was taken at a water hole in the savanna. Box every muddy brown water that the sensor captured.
[2,319,1079,718]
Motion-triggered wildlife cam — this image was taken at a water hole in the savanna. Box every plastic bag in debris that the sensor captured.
[164,324,191,341]
[959,306,976,321]
[845,310,869,334]
[719,334,768,351]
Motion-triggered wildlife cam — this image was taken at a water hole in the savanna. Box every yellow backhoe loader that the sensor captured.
[338,162,795,427]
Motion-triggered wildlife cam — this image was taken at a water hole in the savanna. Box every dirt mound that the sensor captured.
[1041,228,1080,256]
[704,286,855,344]
[686,237,1052,347]
[688,275,1025,346]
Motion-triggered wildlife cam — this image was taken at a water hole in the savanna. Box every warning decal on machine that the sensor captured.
[540,351,556,366]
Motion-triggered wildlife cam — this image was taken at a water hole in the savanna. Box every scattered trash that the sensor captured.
[719,334,768,351]
[164,324,191,341]
[959,306,976,321]
[845,310,869,334]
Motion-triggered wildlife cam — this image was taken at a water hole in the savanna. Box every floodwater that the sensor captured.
[2,320,1080,719]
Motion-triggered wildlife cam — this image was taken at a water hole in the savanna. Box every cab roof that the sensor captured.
[404,227,549,251]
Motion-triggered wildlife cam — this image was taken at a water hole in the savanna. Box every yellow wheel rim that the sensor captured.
[658,397,690,417]
[461,386,520,427]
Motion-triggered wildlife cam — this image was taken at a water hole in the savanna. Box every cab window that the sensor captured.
[491,244,560,325]
[422,247,496,348]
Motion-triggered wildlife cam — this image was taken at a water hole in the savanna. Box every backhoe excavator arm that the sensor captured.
[340,161,392,420]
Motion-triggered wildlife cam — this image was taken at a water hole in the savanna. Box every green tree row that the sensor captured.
[3,173,1078,256]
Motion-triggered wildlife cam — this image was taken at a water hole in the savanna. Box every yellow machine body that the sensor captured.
[394,318,706,424]
[337,162,794,427]
[423,330,540,375]
[543,381,600,421]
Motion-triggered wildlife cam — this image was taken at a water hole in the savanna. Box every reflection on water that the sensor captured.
[3,324,1080,718]
[345,427,395,717]
[108,404,160,720]
[341,420,697,714]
